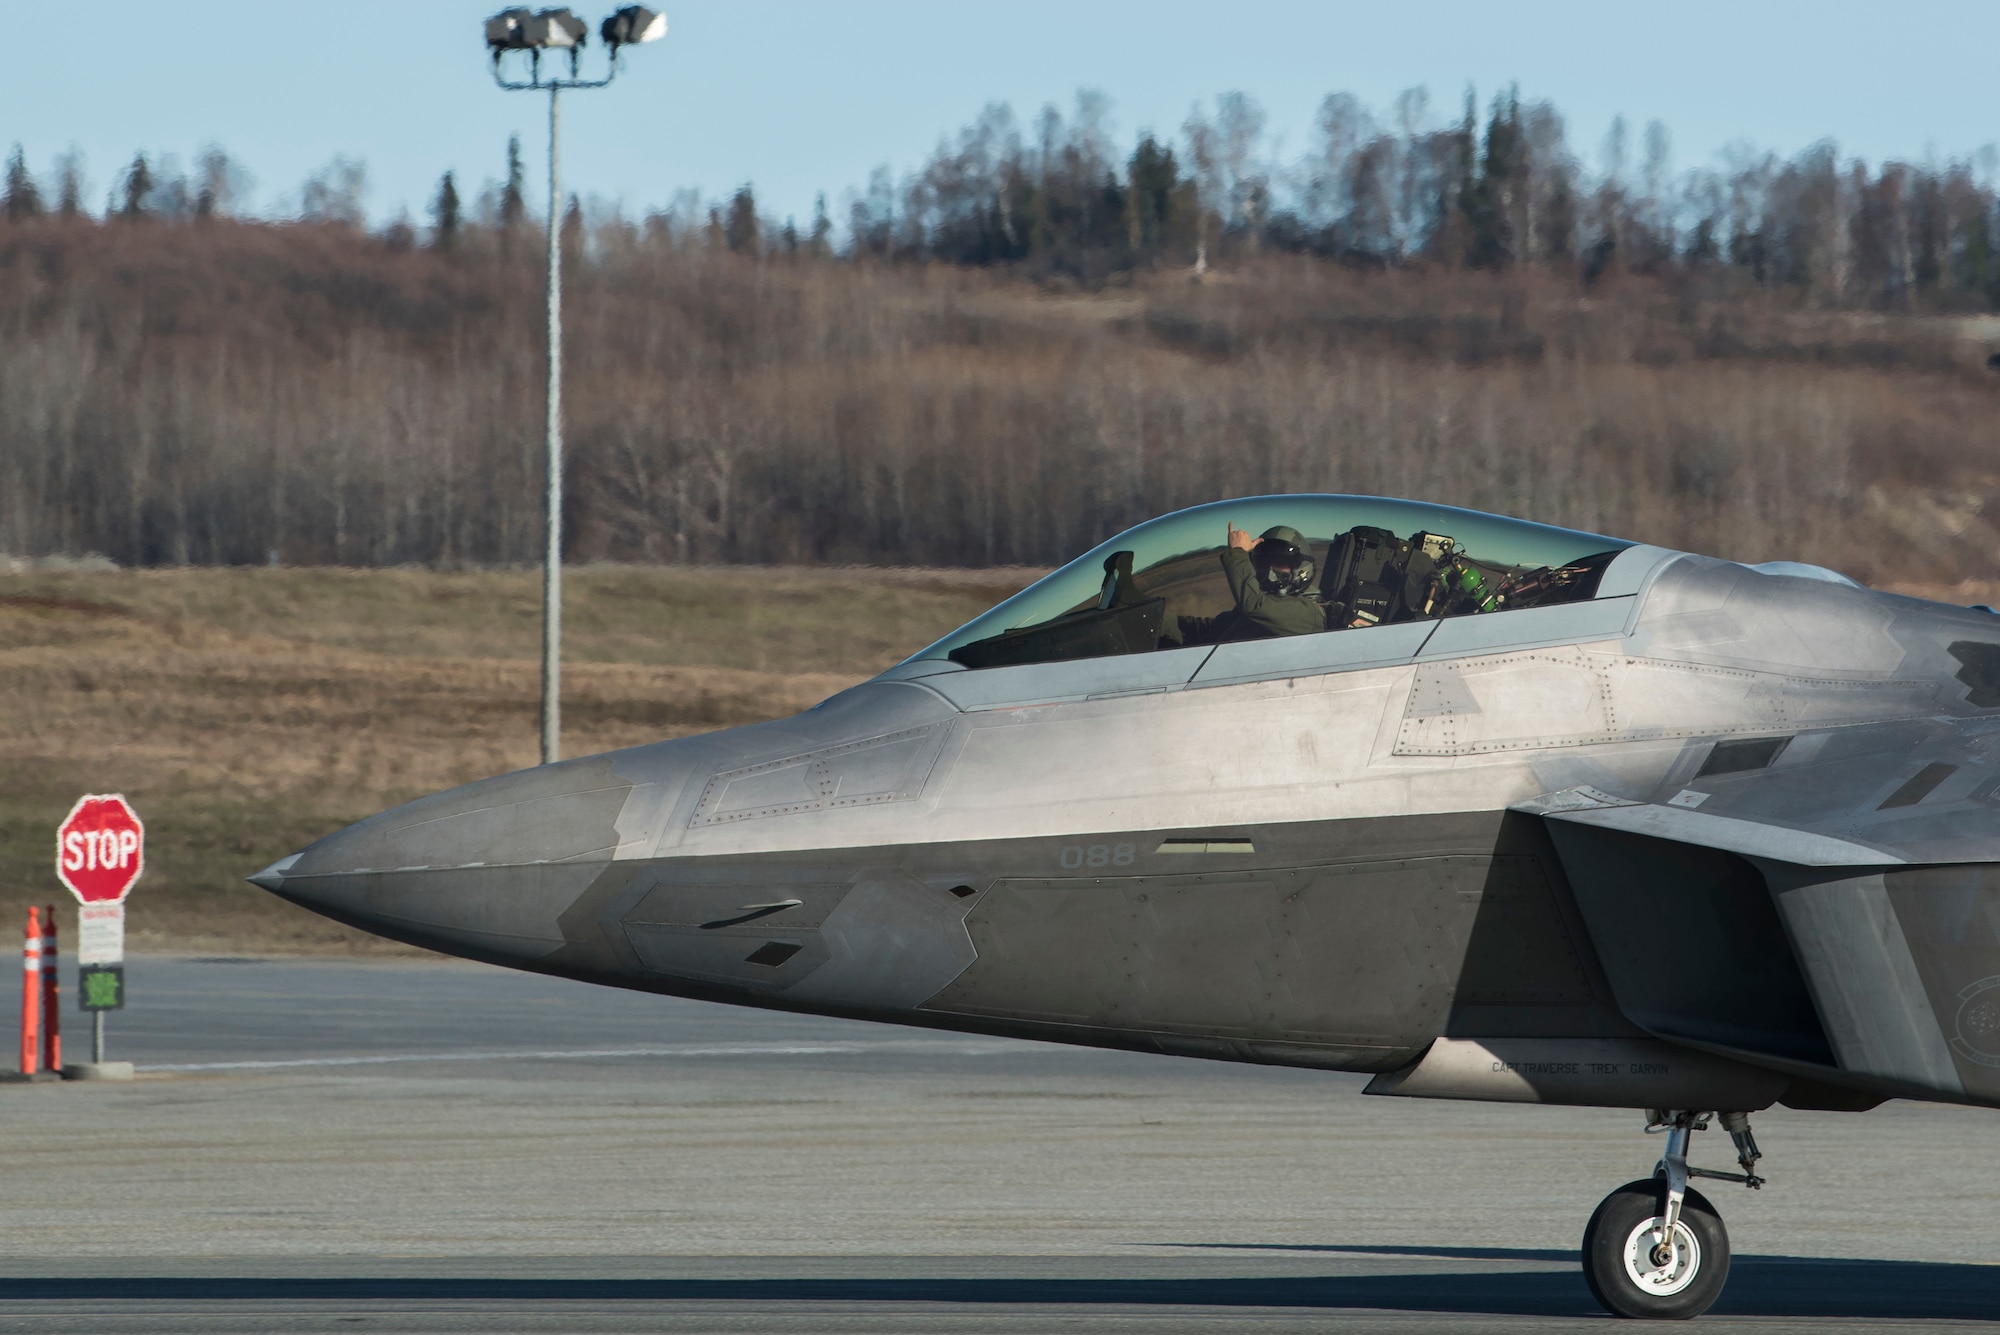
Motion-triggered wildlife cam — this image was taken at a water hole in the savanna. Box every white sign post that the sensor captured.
[56,794,142,1077]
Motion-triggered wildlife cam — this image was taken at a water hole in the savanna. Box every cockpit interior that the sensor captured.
[917,496,1630,672]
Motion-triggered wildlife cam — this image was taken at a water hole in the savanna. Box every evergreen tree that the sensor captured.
[430,171,460,250]
[119,153,152,218]
[1431,89,1479,265]
[1730,227,1769,284]
[1468,90,1523,268]
[53,149,82,217]
[1125,135,1179,254]
[1686,216,1720,264]
[500,135,526,236]
[808,192,833,257]
[1966,205,1997,306]
[724,185,759,254]
[3,145,42,220]
[1542,162,1577,264]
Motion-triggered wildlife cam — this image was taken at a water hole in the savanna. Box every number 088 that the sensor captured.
[1059,843,1135,870]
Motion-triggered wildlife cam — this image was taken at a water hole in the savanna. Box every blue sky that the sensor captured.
[5,1,1995,228]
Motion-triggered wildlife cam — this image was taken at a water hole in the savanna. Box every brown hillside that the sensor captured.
[2,217,1998,583]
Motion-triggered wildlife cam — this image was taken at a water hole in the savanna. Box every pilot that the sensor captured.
[1177,524,1324,643]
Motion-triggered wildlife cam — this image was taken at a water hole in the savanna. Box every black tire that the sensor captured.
[1581,1178,1730,1319]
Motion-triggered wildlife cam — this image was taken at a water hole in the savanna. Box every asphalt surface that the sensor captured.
[5,956,2000,1332]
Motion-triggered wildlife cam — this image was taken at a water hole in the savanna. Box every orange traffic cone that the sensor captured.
[40,906,59,1073]
[19,907,41,1077]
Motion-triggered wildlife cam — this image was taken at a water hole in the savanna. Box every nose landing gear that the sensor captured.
[1581,1110,1764,1320]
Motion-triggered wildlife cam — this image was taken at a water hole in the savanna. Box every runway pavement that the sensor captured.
[5,955,2000,1332]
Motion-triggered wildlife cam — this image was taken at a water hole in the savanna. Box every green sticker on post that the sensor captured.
[79,964,124,1012]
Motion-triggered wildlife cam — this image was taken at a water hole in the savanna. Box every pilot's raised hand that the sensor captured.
[1227,524,1256,552]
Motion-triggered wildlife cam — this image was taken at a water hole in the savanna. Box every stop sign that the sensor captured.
[56,794,145,904]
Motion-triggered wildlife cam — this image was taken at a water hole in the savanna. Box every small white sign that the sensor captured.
[1667,789,1711,809]
[77,902,125,965]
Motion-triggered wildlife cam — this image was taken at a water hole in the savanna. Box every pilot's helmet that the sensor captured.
[1253,525,1316,596]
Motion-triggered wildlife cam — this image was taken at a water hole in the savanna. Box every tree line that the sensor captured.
[2,86,1998,580]
[12,84,1998,305]
[860,88,2000,309]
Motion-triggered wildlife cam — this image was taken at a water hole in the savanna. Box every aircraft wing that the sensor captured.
[1516,714,2000,1107]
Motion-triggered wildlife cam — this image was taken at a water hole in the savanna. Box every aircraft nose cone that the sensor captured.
[247,855,297,893]
[250,757,645,961]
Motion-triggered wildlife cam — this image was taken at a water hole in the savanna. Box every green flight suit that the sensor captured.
[1176,547,1325,643]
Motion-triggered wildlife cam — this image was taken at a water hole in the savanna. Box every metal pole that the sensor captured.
[490,43,636,766]
[93,1010,103,1064]
[540,82,563,766]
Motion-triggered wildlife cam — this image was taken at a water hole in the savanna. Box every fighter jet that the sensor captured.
[252,492,2000,1319]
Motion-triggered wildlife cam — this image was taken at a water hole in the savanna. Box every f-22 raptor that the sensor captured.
[254,493,2000,1319]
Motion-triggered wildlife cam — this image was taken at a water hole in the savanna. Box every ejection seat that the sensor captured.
[1321,528,1440,631]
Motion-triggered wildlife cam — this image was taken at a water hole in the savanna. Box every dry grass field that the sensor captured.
[0,565,1032,953]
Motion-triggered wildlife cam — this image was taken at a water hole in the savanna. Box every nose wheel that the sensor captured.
[1583,1179,1728,1318]
[1580,1110,1763,1320]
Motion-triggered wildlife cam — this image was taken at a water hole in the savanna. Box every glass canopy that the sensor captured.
[910,495,1630,671]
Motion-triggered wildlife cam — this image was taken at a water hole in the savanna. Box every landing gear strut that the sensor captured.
[1580,1110,1764,1320]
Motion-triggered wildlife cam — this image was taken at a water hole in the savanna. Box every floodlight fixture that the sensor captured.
[524,8,588,48]
[486,7,592,53]
[485,7,533,49]
[601,6,666,51]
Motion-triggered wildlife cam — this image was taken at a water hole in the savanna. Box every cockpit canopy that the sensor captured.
[913,495,1631,671]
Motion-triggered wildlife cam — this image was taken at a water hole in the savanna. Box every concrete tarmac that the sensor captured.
[5,956,2000,1332]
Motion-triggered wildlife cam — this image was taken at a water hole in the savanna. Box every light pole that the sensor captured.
[485,6,666,765]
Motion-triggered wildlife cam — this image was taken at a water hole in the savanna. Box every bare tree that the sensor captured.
[1521,100,1575,263]
[1184,91,1268,260]
[301,156,367,227]
[1308,92,1375,233]
[1588,115,1629,276]
[1389,87,1434,259]
[1636,120,1674,268]
[194,146,249,218]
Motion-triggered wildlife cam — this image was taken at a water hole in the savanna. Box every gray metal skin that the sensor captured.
[253,535,2000,1118]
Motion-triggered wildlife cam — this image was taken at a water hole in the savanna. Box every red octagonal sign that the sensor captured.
[56,794,145,904]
